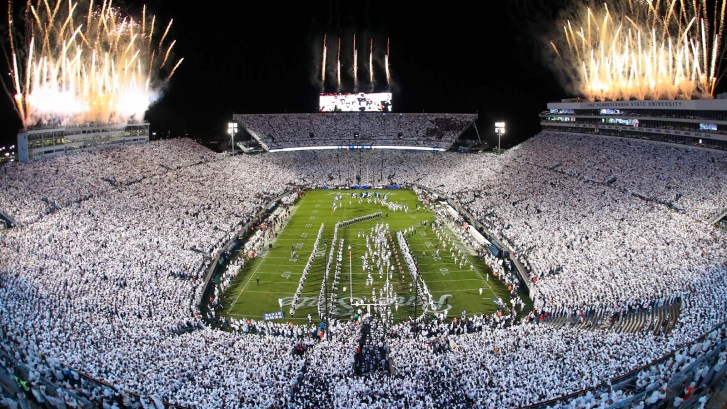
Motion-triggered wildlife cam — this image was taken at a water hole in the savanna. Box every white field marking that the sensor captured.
[231,256,271,307]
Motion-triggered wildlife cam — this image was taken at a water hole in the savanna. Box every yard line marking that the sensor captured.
[228,202,305,311]
[226,190,508,321]
[240,290,320,296]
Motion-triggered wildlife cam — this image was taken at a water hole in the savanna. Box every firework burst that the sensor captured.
[4,0,183,127]
[321,34,327,86]
[549,0,726,101]
[385,37,390,85]
[353,33,358,91]
[336,36,341,91]
[369,37,374,88]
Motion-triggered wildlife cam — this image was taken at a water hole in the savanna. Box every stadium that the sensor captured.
[1,1,727,409]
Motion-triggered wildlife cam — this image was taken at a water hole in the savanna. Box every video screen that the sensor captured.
[603,117,639,127]
[599,108,623,115]
[319,92,392,112]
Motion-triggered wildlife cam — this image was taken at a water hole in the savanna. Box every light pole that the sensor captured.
[349,244,353,304]
[495,121,506,153]
[228,122,238,154]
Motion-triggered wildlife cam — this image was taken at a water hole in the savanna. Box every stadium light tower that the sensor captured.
[228,122,238,154]
[495,122,506,153]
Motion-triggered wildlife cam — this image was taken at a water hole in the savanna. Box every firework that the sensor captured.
[337,36,341,90]
[385,37,390,85]
[353,33,358,91]
[318,33,388,91]
[321,34,327,85]
[549,0,726,100]
[369,37,374,88]
[4,0,183,127]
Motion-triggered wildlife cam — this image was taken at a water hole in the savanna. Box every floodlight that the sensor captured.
[228,122,238,154]
[495,122,506,152]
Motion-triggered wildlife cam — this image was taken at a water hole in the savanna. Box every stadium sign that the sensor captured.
[262,311,285,321]
[319,92,392,112]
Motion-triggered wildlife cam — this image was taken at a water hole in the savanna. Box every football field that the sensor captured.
[220,189,512,324]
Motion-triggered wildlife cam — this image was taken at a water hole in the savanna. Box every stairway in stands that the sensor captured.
[353,315,391,375]
[0,209,16,229]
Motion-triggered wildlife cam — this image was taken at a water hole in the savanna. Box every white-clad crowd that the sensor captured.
[234,113,477,150]
[412,132,727,316]
[0,133,725,408]
[508,132,727,221]
[0,139,220,226]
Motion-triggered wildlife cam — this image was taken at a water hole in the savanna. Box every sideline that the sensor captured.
[228,200,302,311]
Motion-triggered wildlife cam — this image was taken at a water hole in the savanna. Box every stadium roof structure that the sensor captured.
[233,112,478,152]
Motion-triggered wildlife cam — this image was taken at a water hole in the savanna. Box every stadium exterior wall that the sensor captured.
[17,123,150,162]
[540,96,727,150]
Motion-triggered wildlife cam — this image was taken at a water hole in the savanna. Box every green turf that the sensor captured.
[220,189,512,324]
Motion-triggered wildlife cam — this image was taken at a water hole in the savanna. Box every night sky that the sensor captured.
[0,0,578,149]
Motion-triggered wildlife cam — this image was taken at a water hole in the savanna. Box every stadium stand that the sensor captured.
[233,113,478,150]
[0,133,725,408]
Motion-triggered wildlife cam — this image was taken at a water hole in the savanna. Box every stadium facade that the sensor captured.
[540,94,727,151]
[16,122,150,162]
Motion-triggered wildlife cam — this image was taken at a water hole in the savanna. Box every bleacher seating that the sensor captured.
[233,112,478,150]
[0,134,725,409]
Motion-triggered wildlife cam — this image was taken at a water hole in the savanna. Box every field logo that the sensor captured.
[277,294,453,317]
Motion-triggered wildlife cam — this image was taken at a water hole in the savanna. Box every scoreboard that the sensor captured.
[319,92,392,112]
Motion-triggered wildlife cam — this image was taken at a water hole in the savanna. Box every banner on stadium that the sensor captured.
[262,311,285,321]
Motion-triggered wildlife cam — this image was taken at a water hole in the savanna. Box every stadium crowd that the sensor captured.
[0,132,725,408]
[0,139,220,226]
[233,113,477,150]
